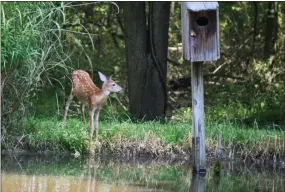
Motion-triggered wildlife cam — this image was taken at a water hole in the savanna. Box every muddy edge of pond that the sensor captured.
[2,140,284,167]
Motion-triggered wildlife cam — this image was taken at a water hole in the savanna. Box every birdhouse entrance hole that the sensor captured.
[197,17,209,26]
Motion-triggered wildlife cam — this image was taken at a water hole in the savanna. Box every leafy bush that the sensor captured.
[1,2,70,139]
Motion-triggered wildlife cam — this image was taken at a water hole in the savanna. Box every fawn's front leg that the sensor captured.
[89,106,96,141]
[94,109,101,140]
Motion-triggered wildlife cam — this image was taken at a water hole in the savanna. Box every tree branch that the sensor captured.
[167,57,182,66]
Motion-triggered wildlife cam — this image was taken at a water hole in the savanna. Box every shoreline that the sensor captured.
[2,118,284,167]
[2,140,284,167]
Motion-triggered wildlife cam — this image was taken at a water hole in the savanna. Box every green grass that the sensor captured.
[4,116,283,157]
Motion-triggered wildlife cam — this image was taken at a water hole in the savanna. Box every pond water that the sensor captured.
[1,153,285,192]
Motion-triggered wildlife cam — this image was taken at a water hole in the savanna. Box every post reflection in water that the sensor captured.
[189,174,206,192]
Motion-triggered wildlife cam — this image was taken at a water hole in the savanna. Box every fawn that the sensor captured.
[63,70,123,142]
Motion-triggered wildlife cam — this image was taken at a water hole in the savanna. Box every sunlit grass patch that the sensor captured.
[22,118,89,152]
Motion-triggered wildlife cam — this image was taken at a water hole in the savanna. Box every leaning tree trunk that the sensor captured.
[123,2,170,120]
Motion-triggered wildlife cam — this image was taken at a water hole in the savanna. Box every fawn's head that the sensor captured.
[98,71,124,94]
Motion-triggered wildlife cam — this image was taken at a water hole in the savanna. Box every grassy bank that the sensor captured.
[2,116,285,161]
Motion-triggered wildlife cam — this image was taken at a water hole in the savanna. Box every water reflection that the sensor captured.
[2,172,159,192]
[1,154,189,192]
[1,153,285,192]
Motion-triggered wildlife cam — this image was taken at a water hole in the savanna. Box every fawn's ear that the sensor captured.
[98,71,108,82]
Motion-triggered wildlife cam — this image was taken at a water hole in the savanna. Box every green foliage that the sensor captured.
[168,2,285,126]
[1,2,71,138]
[1,2,285,155]
[1,2,127,140]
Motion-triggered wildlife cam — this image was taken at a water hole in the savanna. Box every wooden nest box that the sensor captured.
[182,2,220,62]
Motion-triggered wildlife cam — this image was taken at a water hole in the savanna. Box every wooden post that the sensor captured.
[181,1,219,176]
[191,62,206,175]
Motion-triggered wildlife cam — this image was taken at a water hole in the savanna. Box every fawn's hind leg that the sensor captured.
[80,103,87,126]
[63,91,74,121]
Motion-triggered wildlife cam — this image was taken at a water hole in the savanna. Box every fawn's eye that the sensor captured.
[112,84,116,86]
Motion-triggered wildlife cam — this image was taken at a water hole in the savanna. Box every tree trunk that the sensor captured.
[123,2,170,120]
[281,3,285,49]
[264,2,278,59]
[252,2,258,54]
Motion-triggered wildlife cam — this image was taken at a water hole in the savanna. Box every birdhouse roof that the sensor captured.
[185,2,219,12]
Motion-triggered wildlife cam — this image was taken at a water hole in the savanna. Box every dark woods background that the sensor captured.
[1,2,285,136]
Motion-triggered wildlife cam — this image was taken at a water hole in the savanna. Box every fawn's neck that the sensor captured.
[90,87,110,107]
[102,90,110,96]
[100,84,110,96]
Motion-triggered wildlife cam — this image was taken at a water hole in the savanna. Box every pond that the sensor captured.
[1,153,285,192]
